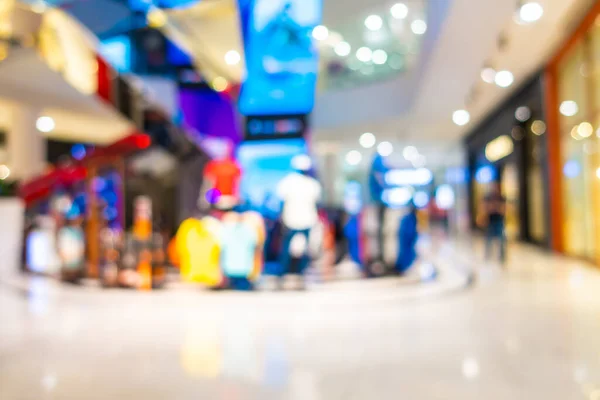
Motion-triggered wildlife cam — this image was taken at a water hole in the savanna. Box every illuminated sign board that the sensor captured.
[245,114,307,140]
[384,168,433,187]
[237,0,322,116]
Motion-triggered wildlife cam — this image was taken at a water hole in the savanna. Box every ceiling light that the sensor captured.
[0,165,9,180]
[494,70,514,88]
[312,25,329,41]
[147,9,167,28]
[531,120,546,135]
[515,106,531,122]
[481,67,496,83]
[372,49,388,65]
[560,100,579,117]
[356,47,373,62]
[578,122,593,138]
[334,41,351,57]
[212,77,228,92]
[345,150,363,166]
[391,3,409,19]
[36,116,55,133]
[597,167,600,180]
[359,132,376,149]
[519,2,544,24]
[365,15,383,31]
[411,19,427,35]
[378,141,393,157]
[224,50,240,65]
[452,110,470,126]
[403,146,418,160]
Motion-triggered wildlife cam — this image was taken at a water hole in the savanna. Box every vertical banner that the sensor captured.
[237,0,322,117]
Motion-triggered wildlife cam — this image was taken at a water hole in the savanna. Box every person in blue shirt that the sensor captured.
[396,204,419,275]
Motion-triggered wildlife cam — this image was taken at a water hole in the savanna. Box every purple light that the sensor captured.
[71,144,86,160]
[205,188,221,205]
[91,177,106,192]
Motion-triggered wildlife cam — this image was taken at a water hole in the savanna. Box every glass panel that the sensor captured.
[558,42,589,130]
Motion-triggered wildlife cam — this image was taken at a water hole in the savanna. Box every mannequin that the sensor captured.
[220,211,258,290]
[276,154,322,289]
[202,141,242,211]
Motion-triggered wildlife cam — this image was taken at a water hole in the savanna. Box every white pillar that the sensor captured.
[8,104,46,181]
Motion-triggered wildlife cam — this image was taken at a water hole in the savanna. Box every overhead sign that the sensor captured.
[244,114,307,140]
[237,0,322,116]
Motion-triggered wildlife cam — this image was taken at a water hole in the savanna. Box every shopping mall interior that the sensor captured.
[1,0,600,398]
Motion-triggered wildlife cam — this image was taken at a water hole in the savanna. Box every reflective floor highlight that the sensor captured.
[1,240,600,400]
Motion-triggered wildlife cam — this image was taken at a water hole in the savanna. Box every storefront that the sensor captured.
[465,75,551,247]
[546,2,600,264]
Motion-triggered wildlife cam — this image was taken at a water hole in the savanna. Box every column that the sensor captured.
[8,103,46,181]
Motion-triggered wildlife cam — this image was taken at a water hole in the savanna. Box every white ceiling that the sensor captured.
[313,0,596,147]
[0,47,133,144]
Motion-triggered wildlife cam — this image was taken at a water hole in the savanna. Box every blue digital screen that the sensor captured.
[99,36,131,73]
[128,0,199,12]
[236,138,308,211]
[238,0,322,116]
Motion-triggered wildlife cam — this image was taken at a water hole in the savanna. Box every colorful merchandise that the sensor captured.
[220,212,258,280]
[204,158,242,197]
[175,217,222,287]
[242,211,266,281]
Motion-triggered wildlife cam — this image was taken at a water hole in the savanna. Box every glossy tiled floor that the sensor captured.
[1,239,600,400]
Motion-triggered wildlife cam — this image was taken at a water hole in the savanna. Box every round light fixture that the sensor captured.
[36,116,55,133]
[413,191,429,208]
[578,122,594,138]
[356,47,373,62]
[481,67,496,83]
[365,15,383,31]
[494,70,514,88]
[312,25,329,41]
[403,146,418,160]
[378,141,393,157]
[0,165,9,180]
[515,106,531,122]
[560,100,579,117]
[334,41,351,57]
[372,49,388,65]
[359,132,376,149]
[345,150,363,166]
[531,120,546,135]
[452,109,470,126]
[411,19,427,35]
[391,3,409,19]
[519,2,544,23]
[212,77,228,92]
[224,50,241,65]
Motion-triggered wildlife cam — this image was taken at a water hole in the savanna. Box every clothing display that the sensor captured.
[57,225,85,282]
[175,217,222,287]
[243,211,267,281]
[276,172,321,231]
[204,158,242,197]
[220,215,258,279]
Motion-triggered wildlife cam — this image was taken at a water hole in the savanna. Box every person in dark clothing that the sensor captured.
[482,183,507,263]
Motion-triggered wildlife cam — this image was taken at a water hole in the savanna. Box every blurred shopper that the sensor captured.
[396,204,419,274]
[482,183,507,263]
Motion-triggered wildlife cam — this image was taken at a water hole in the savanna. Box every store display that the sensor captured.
[220,212,259,289]
[175,216,223,287]
[57,207,86,283]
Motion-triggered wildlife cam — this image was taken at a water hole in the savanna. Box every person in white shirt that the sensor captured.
[276,155,322,285]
